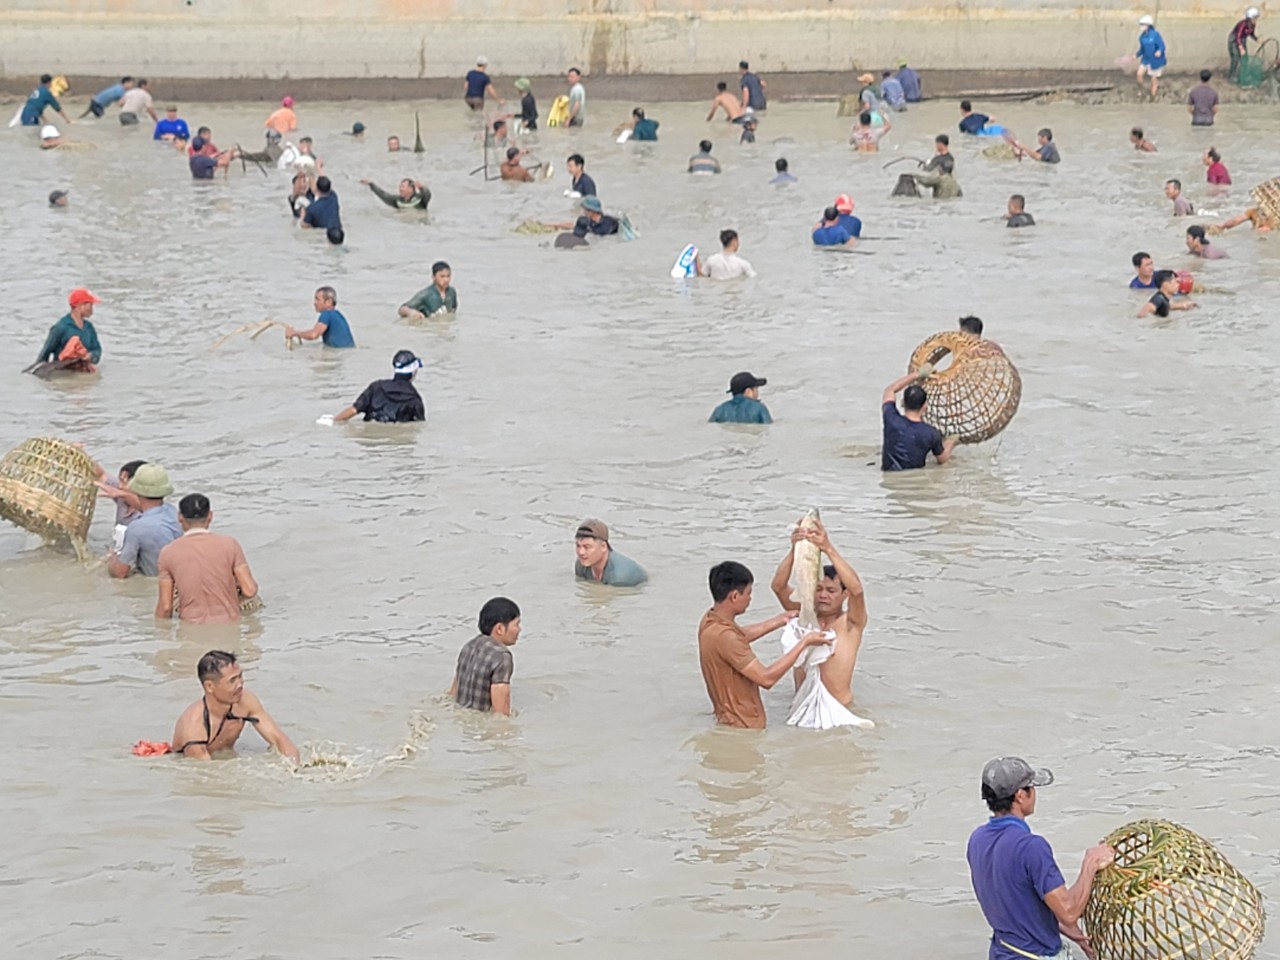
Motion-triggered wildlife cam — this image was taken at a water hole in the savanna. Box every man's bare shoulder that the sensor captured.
[172,698,205,741]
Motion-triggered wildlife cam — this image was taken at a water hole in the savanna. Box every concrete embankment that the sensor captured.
[0,0,1251,87]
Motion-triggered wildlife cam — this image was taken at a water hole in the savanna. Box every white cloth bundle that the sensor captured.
[780,620,874,730]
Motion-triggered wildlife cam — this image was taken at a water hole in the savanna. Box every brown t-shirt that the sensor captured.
[698,609,765,729]
[157,530,249,624]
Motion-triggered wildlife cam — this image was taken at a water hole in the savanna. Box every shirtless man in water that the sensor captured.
[769,518,868,706]
[172,650,299,761]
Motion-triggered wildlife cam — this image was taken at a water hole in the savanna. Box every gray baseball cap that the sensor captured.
[982,756,1054,797]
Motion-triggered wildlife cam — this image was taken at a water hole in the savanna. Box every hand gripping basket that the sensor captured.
[0,437,98,560]
[1250,178,1280,230]
[907,331,1021,443]
[1084,819,1265,960]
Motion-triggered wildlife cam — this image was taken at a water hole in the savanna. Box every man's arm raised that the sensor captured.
[769,526,806,611]
[808,520,866,631]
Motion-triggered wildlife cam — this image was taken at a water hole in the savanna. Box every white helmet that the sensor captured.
[1245,6,1259,17]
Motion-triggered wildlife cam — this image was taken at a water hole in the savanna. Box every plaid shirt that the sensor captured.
[453,634,514,711]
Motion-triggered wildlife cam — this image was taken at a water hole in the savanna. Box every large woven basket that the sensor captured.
[907,331,1021,443]
[1085,819,1265,960]
[1250,178,1280,228]
[0,437,98,560]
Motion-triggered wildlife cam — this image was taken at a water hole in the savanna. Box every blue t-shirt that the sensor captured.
[465,70,492,99]
[959,112,991,134]
[574,549,648,587]
[709,395,773,424]
[881,76,905,107]
[154,117,190,140]
[836,213,863,238]
[92,83,126,107]
[967,817,1067,960]
[304,193,342,230]
[21,86,61,125]
[741,72,767,110]
[881,402,944,471]
[813,224,852,247]
[118,503,182,576]
[189,154,218,179]
[898,67,922,101]
[1129,276,1157,289]
[318,309,355,348]
[571,172,597,197]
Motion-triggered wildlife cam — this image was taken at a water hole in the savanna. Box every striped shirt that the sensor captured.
[453,634,514,711]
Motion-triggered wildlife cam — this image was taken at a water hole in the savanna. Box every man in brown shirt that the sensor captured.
[698,560,829,729]
[155,494,258,624]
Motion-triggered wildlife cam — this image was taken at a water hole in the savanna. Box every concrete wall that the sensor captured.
[0,0,1249,78]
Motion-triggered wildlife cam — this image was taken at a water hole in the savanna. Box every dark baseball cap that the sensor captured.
[728,371,767,395]
[982,757,1054,797]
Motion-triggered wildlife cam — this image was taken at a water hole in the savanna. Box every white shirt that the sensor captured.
[703,251,756,280]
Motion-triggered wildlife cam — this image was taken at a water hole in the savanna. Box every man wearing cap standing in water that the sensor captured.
[709,372,772,423]
[968,756,1116,960]
[108,464,182,578]
[834,195,863,238]
[265,96,298,133]
[330,350,426,424]
[1228,8,1261,83]
[33,288,104,372]
[172,650,299,761]
[574,520,648,587]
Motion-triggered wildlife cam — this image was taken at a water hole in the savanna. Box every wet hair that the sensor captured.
[821,564,847,589]
[197,650,237,683]
[1166,178,1181,192]
[492,119,505,132]
[325,226,345,245]
[1038,128,1053,140]
[479,596,521,635]
[882,70,892,78]
[717,81,728,92]
[823,205,840,222]
[315,285,337,305]
[935,133,950,146]
[432,260,450,276]
[120,459,147,479]
[1131,126,1144,139]
[315,175,332,193]
[300,136,313,145]
[1206,147,1221,162]
[632,107,645,119]
[1200,69,1212,82]
[1187,225,1208,243]
[903,385,927,411]
[739,60,750,70]
[197,126,211,137]
[959,316,984,335]
[137,78,149,88]
[775,158,788,172]
[568,67,582,77]
[41,73,53,84]
[1153,269,1176,288]
[179,493,211,520]
[506,146,520,160]
[1009,193,1026,211]
[699,139,713,153]
[399,178,416,191]
[960,100,973,111]
[121,76,134,84]
[982,783,1017,814]
[709,561,754,602]
[859,111,872,125]
[567,153,584,167]
[1132,251,1152,268]
[719,229,738,247]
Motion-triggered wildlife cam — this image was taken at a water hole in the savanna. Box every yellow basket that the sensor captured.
[1085,819,1265,960]
[0,437,98,560]
[1250,178,1280,228]
[907,332,1021,443]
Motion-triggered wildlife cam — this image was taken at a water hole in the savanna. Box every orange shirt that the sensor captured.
[157,529,250,624]
[698,609,765,729]
[265,107,297,132]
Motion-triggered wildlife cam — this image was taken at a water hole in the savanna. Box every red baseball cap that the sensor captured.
[834,194,855,214]
[68,288,101,307]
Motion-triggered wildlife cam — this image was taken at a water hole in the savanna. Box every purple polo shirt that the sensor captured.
[967,816,1066,960]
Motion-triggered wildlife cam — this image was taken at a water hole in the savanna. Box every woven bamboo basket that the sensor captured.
[1085,819,1265,960]
[0,437,97,560]
[907,332,1021,443]
[1250,178,1280,228]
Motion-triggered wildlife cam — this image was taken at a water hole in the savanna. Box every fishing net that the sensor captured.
[1250,178,1280,228]
[982,142,1019,160]
[908,331,1021,443]
[0,437,98,560]
[1084,819,1265,960]
[891,173,922,197]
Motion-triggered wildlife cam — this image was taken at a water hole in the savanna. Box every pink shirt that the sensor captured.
[1207,161,1231,185]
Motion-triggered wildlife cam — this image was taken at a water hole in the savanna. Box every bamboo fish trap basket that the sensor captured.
[1250,178,1280,229]
[907,331,1021,443]
[1084,819,1265,960]
[0,437,98,560]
